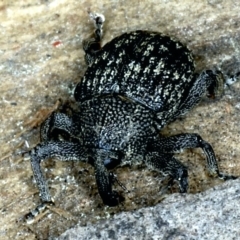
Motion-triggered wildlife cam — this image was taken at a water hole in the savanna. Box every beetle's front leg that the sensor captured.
[25,141,89,223]
[93,149,124,206]
[40,112,80,142]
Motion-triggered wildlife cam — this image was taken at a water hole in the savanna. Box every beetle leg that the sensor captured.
[30,141,89,202]
[26,141,89,223]
[225,71,240,87]
[24,201,54,224]
[93,149,124,206]
[182,71,224,116]
[149,133,237,180]
[144,152,188,193]
[40,112,80,142]
[88,12,105,41]
[82,12,105,65]
[155,70,227,124]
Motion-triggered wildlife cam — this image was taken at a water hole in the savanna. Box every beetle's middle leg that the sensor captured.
[148,133,237,180]
[144,152,189,193]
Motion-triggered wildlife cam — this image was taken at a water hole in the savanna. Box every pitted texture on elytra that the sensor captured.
[75,31,195,112]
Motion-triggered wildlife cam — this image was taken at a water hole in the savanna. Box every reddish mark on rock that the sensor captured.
[52,40,62,47]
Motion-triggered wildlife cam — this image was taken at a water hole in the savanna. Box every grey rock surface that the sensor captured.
[58,179,240,240]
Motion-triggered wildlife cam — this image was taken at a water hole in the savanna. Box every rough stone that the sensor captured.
[58,179,240,240]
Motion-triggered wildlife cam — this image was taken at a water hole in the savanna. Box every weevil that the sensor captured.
[26,12,237,222]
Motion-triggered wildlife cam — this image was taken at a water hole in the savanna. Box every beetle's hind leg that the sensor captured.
[157,70,227,124]
[88,12,105,41]
[178,70,225,118]
[82,12,105,65]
